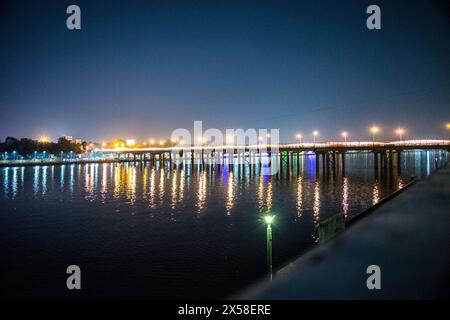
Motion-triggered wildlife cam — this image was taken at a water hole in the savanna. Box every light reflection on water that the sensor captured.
[0,150,448,299]
[2,150,448,222]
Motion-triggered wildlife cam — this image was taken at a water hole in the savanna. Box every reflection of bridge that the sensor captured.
[99,139,450,175]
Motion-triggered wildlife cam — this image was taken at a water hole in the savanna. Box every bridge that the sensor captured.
[98,139,450,176]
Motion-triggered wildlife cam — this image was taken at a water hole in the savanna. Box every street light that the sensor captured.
[313,131,319,144]
[341,131,348,143]
[370,126,379,143]
[264,214,274,280]
[446,123,450,141]
[396,128,404,141]
[265,215,274,225]
[296,133,302,144]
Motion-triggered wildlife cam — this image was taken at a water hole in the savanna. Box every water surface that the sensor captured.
[0,150,448,298]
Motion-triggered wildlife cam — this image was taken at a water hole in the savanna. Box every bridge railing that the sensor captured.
[98,139,450,153]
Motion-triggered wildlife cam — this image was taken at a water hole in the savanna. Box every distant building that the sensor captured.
[74,139,82,145]
[63,135,73,141]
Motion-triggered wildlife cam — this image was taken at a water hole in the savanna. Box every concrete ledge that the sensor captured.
[236,163,450,299]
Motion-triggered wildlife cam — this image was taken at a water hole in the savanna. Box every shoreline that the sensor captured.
[0,158,136,168]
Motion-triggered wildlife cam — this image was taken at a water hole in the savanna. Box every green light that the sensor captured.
[264,215,274,225]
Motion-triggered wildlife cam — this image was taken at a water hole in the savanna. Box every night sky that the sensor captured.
[0,0,449,142]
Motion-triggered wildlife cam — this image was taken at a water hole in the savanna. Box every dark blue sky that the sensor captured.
[1,0,449,142]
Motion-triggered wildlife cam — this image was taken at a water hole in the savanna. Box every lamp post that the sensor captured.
[370,126,379,144]
[296,133,302,144]
[446,123,450,142]
[396,128,404,142]
[313,131,319,145]
[264,215,274,280]
[341,131,348,143]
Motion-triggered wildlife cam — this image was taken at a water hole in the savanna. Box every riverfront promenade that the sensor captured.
[237,162,450,299]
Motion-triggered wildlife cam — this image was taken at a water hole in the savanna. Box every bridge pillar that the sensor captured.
[341,152,346,176]
[279,152,283,179]
[332,151,337,174]
[381,151,387,171]
[222,149,226,169]
[374,151,379,178]
[286,152,290,178]
[388,150,395,175]
[397,150,402,175]
[315,152,320,175]
[291,151,295,173]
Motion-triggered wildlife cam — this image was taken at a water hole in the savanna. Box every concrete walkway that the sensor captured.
[237,164,450,299]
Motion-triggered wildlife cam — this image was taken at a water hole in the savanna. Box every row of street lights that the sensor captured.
[292,126,407,143]
[115,123,450,148]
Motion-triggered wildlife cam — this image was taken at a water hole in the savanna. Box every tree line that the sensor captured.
[0,137,85,157]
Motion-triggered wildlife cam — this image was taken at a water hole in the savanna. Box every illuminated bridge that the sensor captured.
[98,139,450,175]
